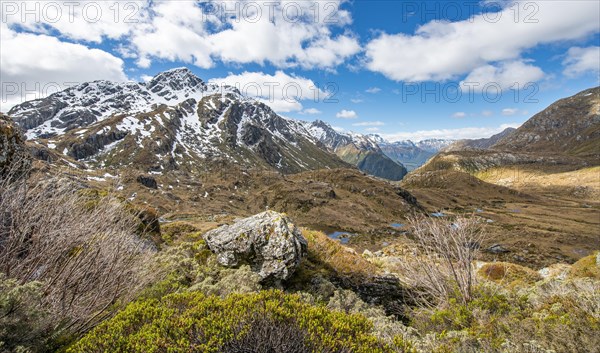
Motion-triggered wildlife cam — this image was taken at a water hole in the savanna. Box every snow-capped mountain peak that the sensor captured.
[8,69,242,139]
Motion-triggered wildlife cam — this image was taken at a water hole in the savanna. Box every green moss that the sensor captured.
[160,221,201,245]
[569,252,600,279]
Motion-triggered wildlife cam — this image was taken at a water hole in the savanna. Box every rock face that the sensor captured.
[203,211,307,281]
[136,175,158,189]
[0,114,30,178]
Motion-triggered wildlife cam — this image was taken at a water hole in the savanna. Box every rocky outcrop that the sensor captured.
[203,211,307,281]
[0,114,30,178]
[136,175,158,189]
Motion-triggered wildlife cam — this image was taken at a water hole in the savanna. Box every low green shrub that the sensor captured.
[0,275,50,352]
[159,221,202,245]
[407,278,600,353]
[68,290,393,353]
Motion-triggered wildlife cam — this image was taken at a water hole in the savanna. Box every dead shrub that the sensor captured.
[0,163,155,338]
[399,215,487,307]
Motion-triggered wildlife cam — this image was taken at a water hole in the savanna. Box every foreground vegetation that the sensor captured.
[1,162,598,353]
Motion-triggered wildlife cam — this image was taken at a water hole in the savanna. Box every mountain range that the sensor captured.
[415,87,600,175]
[371,137,455,171]
[8,68,407,180]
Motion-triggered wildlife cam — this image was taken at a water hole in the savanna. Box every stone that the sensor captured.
[137,175,158,189]
[203,211,307,281]
[0,114,30,179]
[487,244,511,254]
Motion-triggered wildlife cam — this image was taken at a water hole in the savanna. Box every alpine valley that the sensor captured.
[2,68,599,353]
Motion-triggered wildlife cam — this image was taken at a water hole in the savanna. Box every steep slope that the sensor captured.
[446,127,516,151]
[492,87,599,159]
[305,120,407,180]
[413,87,600,175]
[7,69,350,174]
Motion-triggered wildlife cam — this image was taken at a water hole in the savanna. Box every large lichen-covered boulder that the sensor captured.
[203,211,307,281]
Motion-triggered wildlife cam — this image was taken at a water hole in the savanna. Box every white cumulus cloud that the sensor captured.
[563,46,600,78]
[352,121,385,126]
[460,60,545,90]
[1,1,361,70]
[365,1,599,82]
[381,123,522,142]
[300,108,322,115]
[336,109,358,119]
[0,23,127,112]
[209,71,327,113]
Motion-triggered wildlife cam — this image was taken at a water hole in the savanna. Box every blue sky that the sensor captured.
[1,0,599,141]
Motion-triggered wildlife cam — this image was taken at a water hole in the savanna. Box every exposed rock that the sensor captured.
[0,114,30,178]
[492,86,599,160]
[331,274,410,319]
[538,263,571,280]
[203,211,307,281]
[487,244,511,254]
[137,175,158,189]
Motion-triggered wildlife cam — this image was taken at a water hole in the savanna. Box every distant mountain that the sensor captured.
[305,121,407,180]
[492,87,599,160]
[445,128,516,151]
[415,139,456,153]
[413,87,600,175]
[374,138,455,171]
[7,68,408,179]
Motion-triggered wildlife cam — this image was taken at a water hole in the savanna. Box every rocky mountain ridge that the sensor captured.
[7,68,407,177]
[415,86,599,175]
[492,87,599,159]
[305,120,407,180]
[445,127,517,152]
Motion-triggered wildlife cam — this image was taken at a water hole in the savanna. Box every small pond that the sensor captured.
[327,231,354,244]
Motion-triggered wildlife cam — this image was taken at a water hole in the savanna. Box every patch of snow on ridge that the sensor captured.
[10,68,247,140]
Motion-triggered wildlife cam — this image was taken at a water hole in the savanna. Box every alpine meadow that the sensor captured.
[1,1,599,352]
